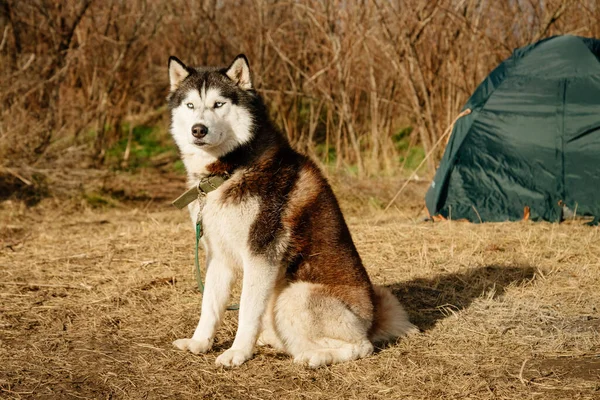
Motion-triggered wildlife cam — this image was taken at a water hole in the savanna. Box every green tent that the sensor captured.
[425,35,600,225]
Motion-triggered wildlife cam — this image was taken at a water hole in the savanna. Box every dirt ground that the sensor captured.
[1,174,599,399]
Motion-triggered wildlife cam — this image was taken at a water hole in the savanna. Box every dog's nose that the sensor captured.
[191,124,208,138]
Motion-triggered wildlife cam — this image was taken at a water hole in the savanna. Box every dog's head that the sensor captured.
[167,55,256,158]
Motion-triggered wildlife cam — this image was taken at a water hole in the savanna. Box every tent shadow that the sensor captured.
[387,264,536,332]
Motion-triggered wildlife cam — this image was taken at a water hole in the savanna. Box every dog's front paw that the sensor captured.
[215,348,252,367]
[172,338,212,354]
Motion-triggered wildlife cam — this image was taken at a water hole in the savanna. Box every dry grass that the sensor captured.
[1,177,599,399]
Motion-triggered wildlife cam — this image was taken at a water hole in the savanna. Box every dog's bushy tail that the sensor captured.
[369,285,419,343]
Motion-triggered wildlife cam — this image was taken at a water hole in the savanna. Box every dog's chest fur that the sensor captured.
[186,177,260,268]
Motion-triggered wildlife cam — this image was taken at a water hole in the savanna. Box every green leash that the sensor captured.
[172,175,238,311]
[194,221,205,293]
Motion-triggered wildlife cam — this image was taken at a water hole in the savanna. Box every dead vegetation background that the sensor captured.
[1,0,599,179]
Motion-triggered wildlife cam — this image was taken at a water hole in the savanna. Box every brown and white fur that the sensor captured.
[167,54,417,368]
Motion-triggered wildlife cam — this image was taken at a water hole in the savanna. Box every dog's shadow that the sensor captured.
[388,264,536,332]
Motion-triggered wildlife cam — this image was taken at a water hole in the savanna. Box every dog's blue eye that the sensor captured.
[186,103,194,109]
[214,101,225,109]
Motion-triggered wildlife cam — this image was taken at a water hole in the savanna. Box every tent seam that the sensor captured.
[561,79,567,207]
[431,70,512,214]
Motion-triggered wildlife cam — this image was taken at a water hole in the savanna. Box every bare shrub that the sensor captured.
[0,0,597,175]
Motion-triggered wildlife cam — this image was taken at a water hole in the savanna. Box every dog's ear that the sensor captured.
[168,56,189,91]
[225,54,252,90]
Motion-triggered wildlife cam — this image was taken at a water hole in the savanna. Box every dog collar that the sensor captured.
[171,174,230,209]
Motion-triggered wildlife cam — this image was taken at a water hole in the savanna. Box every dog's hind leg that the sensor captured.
[257,294,286,351]
[274,282,374,368]
[292,339,374,368]
[173,254,235,354]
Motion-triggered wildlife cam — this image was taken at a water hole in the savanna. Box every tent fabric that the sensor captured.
[425,35,600,224]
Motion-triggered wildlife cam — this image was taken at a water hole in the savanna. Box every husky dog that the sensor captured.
[168,54,417,368]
